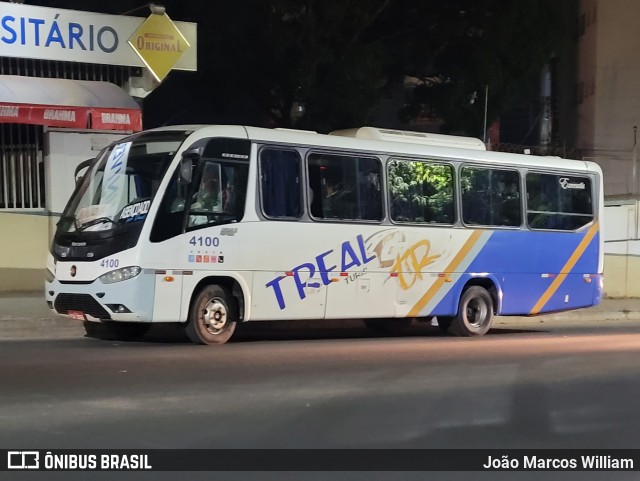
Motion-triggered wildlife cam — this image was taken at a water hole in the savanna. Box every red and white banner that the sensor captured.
[0,103,88,128]
[91,108,142,132]
[0,103,142,131]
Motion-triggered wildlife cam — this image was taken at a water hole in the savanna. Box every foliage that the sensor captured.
[192,0,395,131]
[393,0,567,135]
[31,0,569,134]
[155,0,568,133]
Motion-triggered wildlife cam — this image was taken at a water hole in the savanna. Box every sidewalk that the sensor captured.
[0,291,82,339]
[1,291,640,340]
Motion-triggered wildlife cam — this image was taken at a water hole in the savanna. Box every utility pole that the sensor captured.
[483,85,488,144]
[634,125,638,196]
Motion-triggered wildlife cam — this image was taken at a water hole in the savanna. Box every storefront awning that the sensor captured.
[0,75,142,131]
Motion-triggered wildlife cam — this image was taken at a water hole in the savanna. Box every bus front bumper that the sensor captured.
[45,272,155,323]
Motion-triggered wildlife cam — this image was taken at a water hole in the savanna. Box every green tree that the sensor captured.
[196,0,395,131]
[197,0,567,134]
[394,0,567,135]
[33,0,569,134]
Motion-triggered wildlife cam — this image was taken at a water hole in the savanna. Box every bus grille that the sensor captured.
[54,294,111,320]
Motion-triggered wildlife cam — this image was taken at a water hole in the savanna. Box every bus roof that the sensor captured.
[152,124,597,174]
[329,127,487,151]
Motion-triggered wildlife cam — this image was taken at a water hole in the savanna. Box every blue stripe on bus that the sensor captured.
[428,228,600,317]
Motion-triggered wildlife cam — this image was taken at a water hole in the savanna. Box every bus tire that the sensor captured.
[186,285,237,345]
[448,286,494,337]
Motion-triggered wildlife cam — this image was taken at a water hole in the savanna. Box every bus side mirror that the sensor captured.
[179,147,201,184]
[74,158,95,185]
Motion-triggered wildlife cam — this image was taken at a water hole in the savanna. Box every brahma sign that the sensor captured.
[0,103,142,131]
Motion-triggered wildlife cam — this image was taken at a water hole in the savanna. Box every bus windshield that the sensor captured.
[58,131,189,234]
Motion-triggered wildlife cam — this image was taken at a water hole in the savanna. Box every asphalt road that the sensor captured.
[2,319,640,480]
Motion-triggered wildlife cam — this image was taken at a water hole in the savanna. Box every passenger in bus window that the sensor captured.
[361,171,382,220]
[322,169,346,218]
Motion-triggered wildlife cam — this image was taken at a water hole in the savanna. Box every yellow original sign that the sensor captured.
[128,13,190,82]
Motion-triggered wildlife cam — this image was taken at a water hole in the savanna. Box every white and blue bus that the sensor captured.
[45,126,603,344]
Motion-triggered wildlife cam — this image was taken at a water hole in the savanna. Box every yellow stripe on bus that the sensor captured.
[407,230,484,318]
[529,222,600,315]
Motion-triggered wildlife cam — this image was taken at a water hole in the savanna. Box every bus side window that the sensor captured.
[307,153,383,222]
[461,166,521,227]
[526,173,593,230]
[260,148,301,218]
[388,159,455,224]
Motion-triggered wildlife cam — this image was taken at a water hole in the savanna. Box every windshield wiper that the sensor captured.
[78,217,118,231]
[58,215,80,231]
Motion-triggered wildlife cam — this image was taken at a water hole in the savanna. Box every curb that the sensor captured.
[510,310,640,323]
[1,310,639,341]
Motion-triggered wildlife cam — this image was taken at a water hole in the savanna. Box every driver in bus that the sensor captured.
[194,171,220,211]
[189,167,222,226]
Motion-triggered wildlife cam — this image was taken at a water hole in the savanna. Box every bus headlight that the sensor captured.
[98,266,142,284]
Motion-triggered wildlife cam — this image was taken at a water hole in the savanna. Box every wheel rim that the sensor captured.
[201,297,228,335]
[465,298,488,328]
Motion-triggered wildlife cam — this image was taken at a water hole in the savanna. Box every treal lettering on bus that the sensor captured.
[265,234,376,310]
[368,230,441,289]
[265,230,448,311]
[367,229,445,291]
[390,239,441,290]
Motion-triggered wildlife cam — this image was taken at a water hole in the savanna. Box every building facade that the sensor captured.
[0,2,196,290]
[575,0,640,296]
[577,0,640,196]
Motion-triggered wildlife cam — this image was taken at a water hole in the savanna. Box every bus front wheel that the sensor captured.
[448,286,494,337]
[186,285,237,345]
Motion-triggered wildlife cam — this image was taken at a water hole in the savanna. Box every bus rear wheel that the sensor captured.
[448,286,494,337]
[186,285,237,345]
